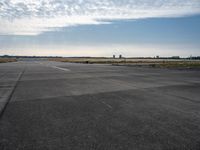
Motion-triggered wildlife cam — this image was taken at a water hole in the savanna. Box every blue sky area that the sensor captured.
[0,0,200,57]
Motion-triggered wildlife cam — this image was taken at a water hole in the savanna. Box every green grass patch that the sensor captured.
[49,58,200,69]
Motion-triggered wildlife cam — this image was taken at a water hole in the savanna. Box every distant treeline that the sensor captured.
[0,55,62,59]
[186,56,200,60]
[0,55,200,60]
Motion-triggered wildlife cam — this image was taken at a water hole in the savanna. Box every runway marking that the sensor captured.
[52,66,71,72]
[37,62,70,72]
[102,101,113,109]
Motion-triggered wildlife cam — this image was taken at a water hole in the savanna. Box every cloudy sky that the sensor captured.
[0,0,200,57]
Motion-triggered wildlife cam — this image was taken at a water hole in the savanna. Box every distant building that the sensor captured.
[156,56,159,59]
[113,55,115,59]
[119,55,122,59]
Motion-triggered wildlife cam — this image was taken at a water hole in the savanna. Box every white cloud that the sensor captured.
[0,0,200,35]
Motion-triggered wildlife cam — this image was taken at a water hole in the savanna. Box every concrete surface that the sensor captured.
[0,61,200,150]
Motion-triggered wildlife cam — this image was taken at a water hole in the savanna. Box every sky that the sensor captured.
[0,0,200,57]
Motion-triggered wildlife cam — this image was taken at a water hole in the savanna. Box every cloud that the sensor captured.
[0,0,200,35]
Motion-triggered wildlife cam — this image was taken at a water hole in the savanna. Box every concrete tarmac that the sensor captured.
[0,61,200,150]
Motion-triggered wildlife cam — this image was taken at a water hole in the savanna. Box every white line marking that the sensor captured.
[102,101,113,109]
[37,62,71,72]
[52,66,71,72]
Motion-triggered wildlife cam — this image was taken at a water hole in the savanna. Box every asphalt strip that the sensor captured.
[0,69,25,119]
